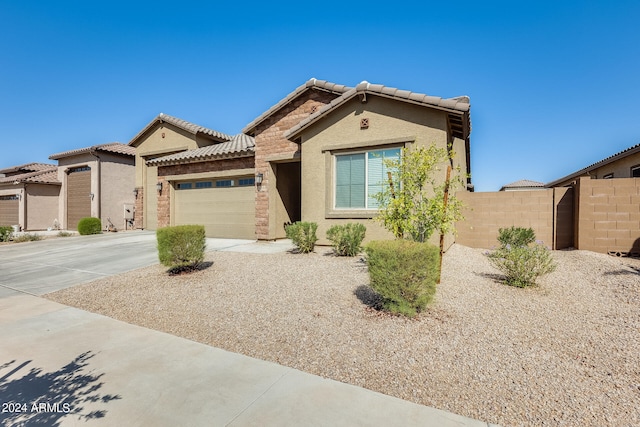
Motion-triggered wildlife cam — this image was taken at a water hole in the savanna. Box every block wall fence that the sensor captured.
[455,177,640,256]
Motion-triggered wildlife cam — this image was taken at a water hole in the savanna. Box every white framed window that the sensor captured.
[603,173,614,179]
[334,147,401,209]
[631,165,640,178]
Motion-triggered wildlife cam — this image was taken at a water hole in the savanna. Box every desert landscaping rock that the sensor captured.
[46,244,640,427]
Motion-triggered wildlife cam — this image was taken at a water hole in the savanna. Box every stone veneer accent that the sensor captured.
[252,90,338,239]
[134,187,144,229]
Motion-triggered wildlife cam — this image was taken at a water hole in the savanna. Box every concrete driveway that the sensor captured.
[0,231,494,426]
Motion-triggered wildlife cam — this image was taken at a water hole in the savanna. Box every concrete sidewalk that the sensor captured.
[0,294,494,426]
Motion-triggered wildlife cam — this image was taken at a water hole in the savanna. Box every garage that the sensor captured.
[66,166,91,230]
[0,195,19,226]
[173,177,255,239]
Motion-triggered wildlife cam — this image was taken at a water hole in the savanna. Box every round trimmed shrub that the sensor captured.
[77,217,102,235]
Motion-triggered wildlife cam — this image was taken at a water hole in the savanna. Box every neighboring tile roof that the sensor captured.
[284,80,471,140]
[0,168,60,185]
[0,162,56,175]
[148,133,255,166]
[500,179,545,191]
[546,143,640,187]
[49,142,135,160]
[128,113,233,147]
[242,78,352,134]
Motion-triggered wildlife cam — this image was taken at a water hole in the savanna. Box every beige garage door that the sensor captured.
[0,195,19,226]
[67,167,91,230]
[174,178,255,239]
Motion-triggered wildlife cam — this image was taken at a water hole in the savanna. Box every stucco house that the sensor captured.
[547,142,640,187]
[49,143,135,231]
[130,78,472,245]
[0,163,60,230]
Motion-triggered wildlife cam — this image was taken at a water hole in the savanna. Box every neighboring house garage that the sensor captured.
[49,143,135,231]
[0,195,19,226]
[0,163,61,230]
[65,166,91,230]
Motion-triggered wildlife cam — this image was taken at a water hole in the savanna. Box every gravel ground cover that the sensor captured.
[45,244,640,427]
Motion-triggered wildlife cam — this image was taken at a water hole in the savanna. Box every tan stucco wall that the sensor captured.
[298,96,464,246]
[132,123,202,230]
[98,153,135,231]
[25,184,61,230]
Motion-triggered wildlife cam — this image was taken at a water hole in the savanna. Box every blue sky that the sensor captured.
[2,1,639,191]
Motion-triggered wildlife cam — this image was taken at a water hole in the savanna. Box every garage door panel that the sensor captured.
[67,169,91,230]
[0,196,19,226]
[174,186,255,239]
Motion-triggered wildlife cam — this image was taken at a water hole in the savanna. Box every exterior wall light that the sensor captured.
[255,173,263,185]
[156,182,163,192]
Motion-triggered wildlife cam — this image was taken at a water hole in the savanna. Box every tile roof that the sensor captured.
[0,168,60,185]
[242,78,352,134]
[128,113,233,147]
[546,143,640,187]
[284,81,471,141]
[49,142,135,160]
[0,162,56,175]
[148,133,255,166]
[500,179,545,190]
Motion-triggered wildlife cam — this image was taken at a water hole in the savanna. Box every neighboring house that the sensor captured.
[130,78,472,245]
[49,143,135,231]
[547,143,640,187]
[0,163,60,230]
[500,179,545,191]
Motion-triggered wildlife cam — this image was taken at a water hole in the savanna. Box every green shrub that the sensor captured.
[77,217,102,235]
[0,226,13,242]
[364,240,440,318]
[497,226,535,248]
[285,222,318,254]
[157,225,206,269]
[12,233,43,243]
[326,223,366,256]
[487,243,556,287]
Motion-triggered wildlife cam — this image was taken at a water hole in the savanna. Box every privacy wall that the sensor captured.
[455,188,573,250]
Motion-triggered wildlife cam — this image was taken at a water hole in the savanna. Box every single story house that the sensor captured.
[49,143,135,231]
[0,163,60,230]
[130,78,472,245]
[547,142,640,187]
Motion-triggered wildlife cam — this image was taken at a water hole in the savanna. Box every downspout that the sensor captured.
[89,148,101,223]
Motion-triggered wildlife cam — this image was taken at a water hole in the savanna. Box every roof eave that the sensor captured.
[149,150,255,167]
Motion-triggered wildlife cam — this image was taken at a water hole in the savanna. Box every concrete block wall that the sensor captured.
[574,177,640,255]
[456,190,556,249]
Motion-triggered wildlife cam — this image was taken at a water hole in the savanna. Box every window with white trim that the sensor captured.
[334,148,401,209]
[631,165,640,178]
[602,173,614,179]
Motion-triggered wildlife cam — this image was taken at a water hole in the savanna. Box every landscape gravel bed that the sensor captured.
[45,244,640,427]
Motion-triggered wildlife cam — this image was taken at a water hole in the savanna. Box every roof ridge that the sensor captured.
[242,78,352,134]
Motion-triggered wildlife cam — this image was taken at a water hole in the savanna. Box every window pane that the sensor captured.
[336,153,365,208]
[367,148,400,208]
[632,166,640,178]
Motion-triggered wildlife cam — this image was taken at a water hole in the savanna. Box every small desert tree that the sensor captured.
[373,144,465,243]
